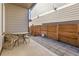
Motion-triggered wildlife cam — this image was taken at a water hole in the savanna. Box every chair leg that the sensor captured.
[25,37,30,47]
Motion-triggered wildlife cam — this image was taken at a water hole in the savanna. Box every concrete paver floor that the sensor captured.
[31,36,79,56]
[2,36,79,56]
[1,39,57,56]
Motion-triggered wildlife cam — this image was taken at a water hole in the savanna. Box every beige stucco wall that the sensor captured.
[5,4,29,33]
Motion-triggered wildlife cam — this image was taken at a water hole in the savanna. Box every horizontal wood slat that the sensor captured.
[47,24,57,32]
[58,24,78,47]
[40,25,47,36]
[47,24,58,40]
[59,24,77,33]
[48,32,58,40]
[29,23,79,47]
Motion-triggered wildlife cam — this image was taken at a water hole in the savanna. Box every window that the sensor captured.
[29,9,32,22]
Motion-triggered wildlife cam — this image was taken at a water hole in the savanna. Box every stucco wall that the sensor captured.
[5,4,29,33]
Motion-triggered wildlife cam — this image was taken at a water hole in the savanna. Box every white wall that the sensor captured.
[5,4,29,33]
[31,3,67,18]
[30,3,79,26]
